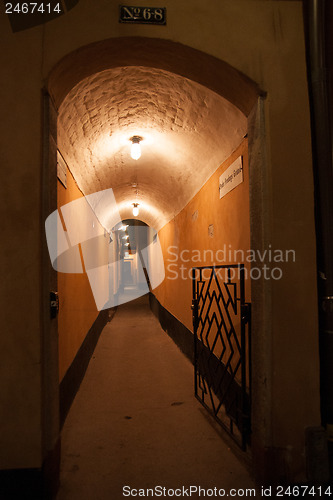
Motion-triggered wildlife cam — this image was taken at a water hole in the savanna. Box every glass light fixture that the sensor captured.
[122,235,129,240]
[119,224,128,231]
[133,203,139,217]
[130,136,142,160]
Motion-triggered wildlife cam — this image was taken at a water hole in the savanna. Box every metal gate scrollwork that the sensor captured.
[191,264,251,450]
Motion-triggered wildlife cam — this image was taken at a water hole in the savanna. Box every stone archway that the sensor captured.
[48,37,262,114]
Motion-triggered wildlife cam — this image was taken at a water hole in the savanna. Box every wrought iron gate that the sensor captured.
[191,264,251,450]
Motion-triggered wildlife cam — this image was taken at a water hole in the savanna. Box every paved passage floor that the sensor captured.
[56,295,254,499]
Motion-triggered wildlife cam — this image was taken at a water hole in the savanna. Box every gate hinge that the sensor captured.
[191,299,199,330]
[241,303,251,324]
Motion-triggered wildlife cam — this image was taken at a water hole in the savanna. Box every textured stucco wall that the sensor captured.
[56,66,247,230]
[0,23,44,469]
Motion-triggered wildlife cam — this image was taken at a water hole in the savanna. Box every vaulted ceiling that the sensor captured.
[57,65,247,231]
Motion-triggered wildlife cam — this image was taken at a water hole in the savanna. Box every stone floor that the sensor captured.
[56,295,254,499]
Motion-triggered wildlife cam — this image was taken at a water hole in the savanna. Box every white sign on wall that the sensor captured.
[219,156,243,199]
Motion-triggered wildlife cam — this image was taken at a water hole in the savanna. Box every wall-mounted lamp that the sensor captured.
[132,203,139,217]
[130,136,142,160]
[125,242,129,246]
[119,224,128,231]
[122,235,129,240]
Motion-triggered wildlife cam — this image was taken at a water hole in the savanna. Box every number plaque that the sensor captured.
[119,5,166,25]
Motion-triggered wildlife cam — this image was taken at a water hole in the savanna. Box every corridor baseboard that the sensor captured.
[0,439,60,500]
[59,308,114,429]
[149,292,194,363]
[0,468,43,500]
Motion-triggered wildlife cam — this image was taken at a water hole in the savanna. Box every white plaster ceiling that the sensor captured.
[58,66,247,231]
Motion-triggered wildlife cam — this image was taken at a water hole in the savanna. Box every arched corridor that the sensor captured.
[51,36,257,474]
[1,2,331,496]
[43,31,327,492]
[56,295,253,499]
[52,51,255,483]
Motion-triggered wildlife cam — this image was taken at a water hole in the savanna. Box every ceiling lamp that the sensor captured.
[130,136,142,160]
[133,203,139,217]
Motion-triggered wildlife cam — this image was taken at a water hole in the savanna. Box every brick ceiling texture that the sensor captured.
[58,66,247,231]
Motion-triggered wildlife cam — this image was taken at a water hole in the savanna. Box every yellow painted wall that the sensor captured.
[57,168,103,382]
[154,140,250,332]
